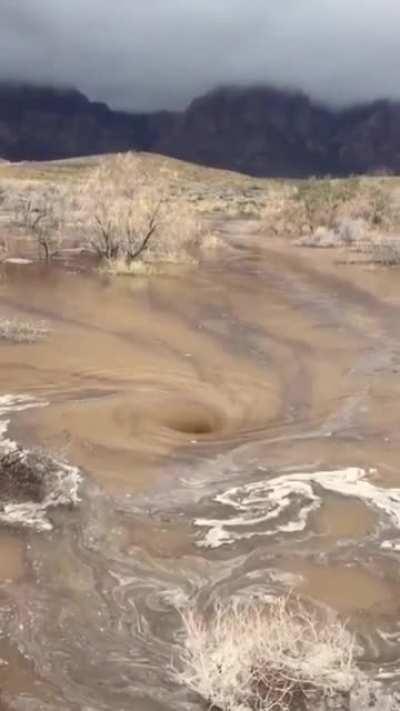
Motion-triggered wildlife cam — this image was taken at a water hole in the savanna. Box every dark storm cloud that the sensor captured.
[1,0,400,111]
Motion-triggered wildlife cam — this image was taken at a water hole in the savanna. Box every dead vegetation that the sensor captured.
[0,178,74,262]
[263,177,400,265]
[14,185,65,260]
[2,154,400,268]
[0,153,230,271]
[77,153,205,272]
[175,597,367,711]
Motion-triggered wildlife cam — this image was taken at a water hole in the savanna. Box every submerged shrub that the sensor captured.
[0,317,49,343]
[175,597,363,711]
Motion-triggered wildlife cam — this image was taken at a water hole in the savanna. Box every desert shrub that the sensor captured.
[295,218,365,249]
[13,184,66,260]
[262,180,360,239]
[175,597,361,711]
[293,179,360,234]
[339,183,399,231]
[368,237,400,265]
[348,685,399,711]
[263,178,400,244]
[79,153,204,270]
[336,217,365,245]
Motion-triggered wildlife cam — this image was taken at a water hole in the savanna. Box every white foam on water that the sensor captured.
[195,467,400,549]
[4,258,33,265]
[0,393,82,531]
[0,394,48,453]
[0,457,81,532]
[0,393,46,416]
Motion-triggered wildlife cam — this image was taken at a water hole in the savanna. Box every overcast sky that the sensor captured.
[1,0,399,112]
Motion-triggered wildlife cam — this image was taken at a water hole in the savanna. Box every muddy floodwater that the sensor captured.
[1,226,400,708]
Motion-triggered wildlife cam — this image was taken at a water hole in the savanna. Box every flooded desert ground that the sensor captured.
[1,224,400,708]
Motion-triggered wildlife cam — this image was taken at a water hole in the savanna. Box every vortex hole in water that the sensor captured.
[165,405,222,436]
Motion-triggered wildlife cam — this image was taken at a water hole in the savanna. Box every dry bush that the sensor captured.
[295,218,365,249]
[175,597,361,711]
[0,317,49,343]
[294,179,360,233]
[342,183,399,231]
[265,179,361,239]
[368,237,400,265]
[263,179,399,248]
[13,184,66,260]
[262,181,345,239]
[348,685,399,711]
[79,153,204,270]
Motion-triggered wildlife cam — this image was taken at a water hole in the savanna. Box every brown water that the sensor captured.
[1,230,400,708]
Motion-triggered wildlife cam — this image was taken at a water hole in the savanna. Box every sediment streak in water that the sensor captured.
[2,243,400,708]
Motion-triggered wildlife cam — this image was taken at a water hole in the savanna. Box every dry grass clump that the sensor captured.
[78,153,206,272]
[176,597,361,711]
[0,317,49,343]
[102,255,198,277]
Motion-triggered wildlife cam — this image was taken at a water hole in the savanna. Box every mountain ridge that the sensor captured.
[1,82,400,177]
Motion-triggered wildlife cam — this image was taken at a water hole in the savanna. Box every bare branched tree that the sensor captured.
[16,185,65,261]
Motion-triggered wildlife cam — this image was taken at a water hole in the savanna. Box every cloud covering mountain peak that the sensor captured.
[1,0,399,111]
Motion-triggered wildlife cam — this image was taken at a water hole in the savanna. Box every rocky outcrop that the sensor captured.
[154,87,400,177]
[154,87,337,177]
[0,83,154,161]
[1,82,400,177]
